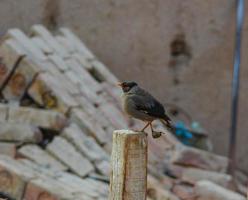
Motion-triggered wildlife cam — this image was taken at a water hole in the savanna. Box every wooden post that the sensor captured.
[109,130,147,200]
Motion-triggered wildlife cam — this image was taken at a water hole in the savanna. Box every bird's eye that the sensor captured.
[123,86,130,91]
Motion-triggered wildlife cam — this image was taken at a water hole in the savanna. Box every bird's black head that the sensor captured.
[117,81,138,93]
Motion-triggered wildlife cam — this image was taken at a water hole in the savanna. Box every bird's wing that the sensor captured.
[129,93,168,119]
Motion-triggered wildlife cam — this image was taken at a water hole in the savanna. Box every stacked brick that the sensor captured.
[0,25,246,200]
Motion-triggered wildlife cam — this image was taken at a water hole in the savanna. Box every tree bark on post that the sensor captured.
[109,130,147,200]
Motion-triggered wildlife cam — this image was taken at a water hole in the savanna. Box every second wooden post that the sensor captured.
[109,130,147,200]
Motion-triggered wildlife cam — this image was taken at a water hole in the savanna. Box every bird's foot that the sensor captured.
[152,131,163,139]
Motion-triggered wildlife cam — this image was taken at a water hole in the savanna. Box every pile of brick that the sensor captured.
[0,25,246,200]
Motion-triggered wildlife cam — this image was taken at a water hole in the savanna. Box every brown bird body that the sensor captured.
[118,81,172,138]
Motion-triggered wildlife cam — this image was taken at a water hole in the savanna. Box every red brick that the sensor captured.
[24,183,59,200]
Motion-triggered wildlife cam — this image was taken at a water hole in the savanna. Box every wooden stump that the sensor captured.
[109,130,147,200]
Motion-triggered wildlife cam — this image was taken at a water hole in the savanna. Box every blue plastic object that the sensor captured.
[174,121,193,145]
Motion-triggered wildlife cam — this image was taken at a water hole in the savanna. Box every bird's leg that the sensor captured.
[149,122,154,132]
[140,122,150,132]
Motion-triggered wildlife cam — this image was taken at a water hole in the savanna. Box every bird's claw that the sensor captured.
[152,131,163,139]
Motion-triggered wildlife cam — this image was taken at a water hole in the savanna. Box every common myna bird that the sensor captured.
[118,81,172,138]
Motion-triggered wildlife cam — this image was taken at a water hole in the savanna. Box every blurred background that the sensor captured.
[2,0,247,171]
[0,0,247,199]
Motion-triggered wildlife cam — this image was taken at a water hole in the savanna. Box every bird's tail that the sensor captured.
[160,116,174,131]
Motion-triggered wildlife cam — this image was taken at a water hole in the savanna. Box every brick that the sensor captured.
[0,104,8,122]
[6,29,46,61]
[18,159,87,199]
[2,56,41,101]
[0,142,16,157]
[0,165,26,200]
[72,53,93,70]
[147,175,179,200]
[30,36,54,55]
[59,28,95,59]
[18,159,58,177]
[31,25,68,57]
[88,172,109,182]
[64,58,100,91]
[40,61,80,96]
[90,60,118,84]
[195,180,246,200]
[0,39,25,88]
[99,99,128,129]
[0,156,38,179]
[46,136,94,177]
[28,72,78,113]
[69,108,110,145]
[55,35,76,54]
[62,124,109,162]
[0,156,37,200]
[65,70,100,103]
[24,177,75,200]
[171,183,195,200]
[100,82,122,106]
[171,145,228,172]
[53,173,99,199]
[75,96,115,133]
[19,160,97,199]
[95,160,110,176]
[8,106,67,131]
[48,54,69,71]
[84,178,109,197]
[181,167,232,188]
[0,122,42,143]
[24,183,59,200]
[18,145,67,171]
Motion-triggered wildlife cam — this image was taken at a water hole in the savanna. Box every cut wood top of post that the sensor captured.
[113,129,146,136]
